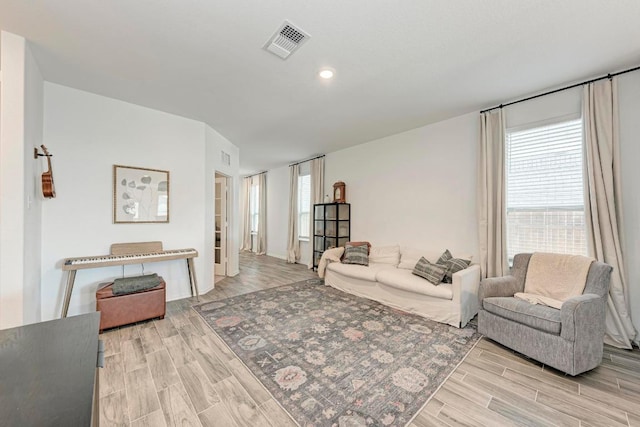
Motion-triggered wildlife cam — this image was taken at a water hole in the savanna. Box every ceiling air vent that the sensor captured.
[263,21,310,60]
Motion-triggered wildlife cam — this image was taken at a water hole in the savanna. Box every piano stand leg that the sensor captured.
[61,270,77,318]
[187,258,200,301]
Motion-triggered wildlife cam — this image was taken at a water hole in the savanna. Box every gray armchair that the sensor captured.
[478,253,612,376]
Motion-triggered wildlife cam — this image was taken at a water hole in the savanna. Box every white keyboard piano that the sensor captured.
[63,248,198,270]
[60,241,199,318]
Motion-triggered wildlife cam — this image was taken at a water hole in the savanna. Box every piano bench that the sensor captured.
[96,277,166,333]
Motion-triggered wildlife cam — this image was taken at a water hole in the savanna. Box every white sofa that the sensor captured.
[324,245,480,328]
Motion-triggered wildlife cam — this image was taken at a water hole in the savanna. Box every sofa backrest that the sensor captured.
[398,247,442,270]
[398,247,474,271]
[369,245,400,267]
[511,253,532,293]
[584,261,613,298]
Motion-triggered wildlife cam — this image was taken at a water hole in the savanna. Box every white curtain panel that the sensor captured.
[583,78,638,348]
[240,177,252,251]
[287,164,300,263]
[256,173,267,255]
[477,109,508,278]
[308,157,325,268]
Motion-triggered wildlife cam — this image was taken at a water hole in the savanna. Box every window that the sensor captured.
[298,174,311,239]
[250,182,259,233]
[506,118,587,262]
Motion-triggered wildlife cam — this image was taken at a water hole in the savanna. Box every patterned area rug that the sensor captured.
[192,279,480,427]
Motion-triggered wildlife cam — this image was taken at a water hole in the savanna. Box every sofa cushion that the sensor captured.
[342,244,369,266]
[412,257,447,285]
[398,247,442,270]
[369,245,400,266]
[326,262,394,282]
[376,269,453,299]
[483,297,561,335]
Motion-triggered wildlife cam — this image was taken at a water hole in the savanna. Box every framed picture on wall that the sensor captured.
[113,165,170,223]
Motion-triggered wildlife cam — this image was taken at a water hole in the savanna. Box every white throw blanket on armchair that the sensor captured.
[514,252,594,309]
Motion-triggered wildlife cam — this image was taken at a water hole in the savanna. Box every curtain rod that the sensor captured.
[480,64,640,114]
[289,154,325,167]
[243,171,267,179]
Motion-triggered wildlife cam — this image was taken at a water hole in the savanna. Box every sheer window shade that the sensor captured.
[506,118,587,261]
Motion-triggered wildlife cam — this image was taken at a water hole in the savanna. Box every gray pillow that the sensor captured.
[412,257,447,285]
[342,244,369,266]
[443,257,471,283]
[436,249,453,266]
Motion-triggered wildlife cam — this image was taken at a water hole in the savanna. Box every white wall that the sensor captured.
[505,87,581,129]
[618,72,640,336]
[0,31,27,328]
[22,42,44,325]
[205,124,240,281]
[266,166,289,259]
[41,83,209,320]
[325,112,480,256]
[267,114,482,265]
[0,32,44,328]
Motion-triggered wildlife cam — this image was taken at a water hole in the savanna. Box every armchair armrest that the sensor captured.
[452,264,481,326]
[478,275,522,304]
[560,293,605,342]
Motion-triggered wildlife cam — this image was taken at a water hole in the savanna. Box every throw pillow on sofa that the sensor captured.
[344,241,371,254]
[436,249,453,265]
[442,258,471,283]
[435,249,471,283]
[412,257,447,285]
[342,244,369,266]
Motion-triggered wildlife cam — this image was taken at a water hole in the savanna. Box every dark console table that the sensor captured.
[0,312,102,426]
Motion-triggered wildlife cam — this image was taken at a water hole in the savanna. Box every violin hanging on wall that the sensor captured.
[39,145,56,198]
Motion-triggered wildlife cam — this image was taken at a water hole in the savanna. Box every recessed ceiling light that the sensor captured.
[319,68,334,79]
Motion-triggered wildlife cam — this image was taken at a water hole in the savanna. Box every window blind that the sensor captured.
[506,118,587,260]
[298,175,311,238]
[250,183,259,233]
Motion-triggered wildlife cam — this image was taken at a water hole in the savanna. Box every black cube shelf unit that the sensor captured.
[313,202,351,270]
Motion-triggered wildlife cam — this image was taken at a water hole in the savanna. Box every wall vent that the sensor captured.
[221,151,231,166]
[263,21,310,60]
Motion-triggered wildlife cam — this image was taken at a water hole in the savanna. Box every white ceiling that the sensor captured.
[1,1,639,174]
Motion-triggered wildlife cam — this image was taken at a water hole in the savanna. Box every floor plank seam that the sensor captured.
[406,336,484,426]
[164,331,203,421]
[122,359,132,426]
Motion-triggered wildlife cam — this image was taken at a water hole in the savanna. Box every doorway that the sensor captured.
[214,173,229,279]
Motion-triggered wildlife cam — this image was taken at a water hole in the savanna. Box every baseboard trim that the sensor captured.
[267,252,287,261]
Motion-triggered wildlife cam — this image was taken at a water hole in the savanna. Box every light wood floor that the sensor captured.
[99,252,640,427]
